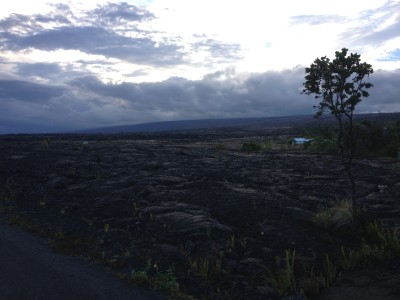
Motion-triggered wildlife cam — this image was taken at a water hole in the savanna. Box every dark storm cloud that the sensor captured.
[0,79,65,103]
[67,67,311,119]
[16,62,62,78]
[13,62,91,82]
[1,67,400,133]
[364,69,400,112]
[290,14,347,25]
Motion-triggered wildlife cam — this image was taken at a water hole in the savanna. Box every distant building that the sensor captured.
[292,138,313,145]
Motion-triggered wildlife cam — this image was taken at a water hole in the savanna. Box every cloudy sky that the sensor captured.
[1,0,399,133]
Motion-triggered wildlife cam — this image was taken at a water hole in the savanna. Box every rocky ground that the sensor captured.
[0,130,399,299]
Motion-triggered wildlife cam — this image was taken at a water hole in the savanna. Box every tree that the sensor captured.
[302,48,373,211]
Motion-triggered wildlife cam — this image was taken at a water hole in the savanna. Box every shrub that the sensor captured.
[266,249,297,297]
[214,143,226,151]
[241,142,262,152]
[313,199,353,230]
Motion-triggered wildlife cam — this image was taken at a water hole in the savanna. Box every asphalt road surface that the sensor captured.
[0,218,165,300]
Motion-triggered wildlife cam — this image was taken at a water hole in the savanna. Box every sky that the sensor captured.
[0,0,399,133]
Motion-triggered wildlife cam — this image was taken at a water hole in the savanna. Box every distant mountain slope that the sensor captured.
[77,113,400,134]
[77,116,316,133]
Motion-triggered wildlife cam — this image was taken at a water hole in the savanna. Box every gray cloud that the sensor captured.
[290,14,347,25]
[1,67,399,133]
[1,26,184,65]
[191,38,242,64]
[0,2,243,68]
[0,2,184,66]
[1,1,399,133]
[0,79,65,103]
[0,12,71,35]
[364,69,400,112]
[340,1,400,47]
[16,62,62,77]
[88,2,154,26]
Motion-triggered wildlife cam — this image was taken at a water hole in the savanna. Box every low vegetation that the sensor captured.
[266,215,400,298]
[241,142,262,152]
[307,120,400,158]
[313,198,354,231]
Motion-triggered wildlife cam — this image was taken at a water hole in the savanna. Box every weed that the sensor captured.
[1,177,18,203]
[215,251,225,273]
[189,258,210,281]
[6,214,42,233]
[39,195,47,207]
[241,142,262,152]
[41,139,49,151]
[322,254,336,288]
[214,143,226,151]
[130,260,192,299]
[82,217,94,230]
[358,243,387,265]
[338,246,360,271]
[228,234,235,249]
[300,265,324,297]
[313,199,353,230]
[266,249,297,297]
[363,221,400,254]
[50,234,97,256]
[131,269,151,287]
[132,203,140,217]
[239,237,247,250]
[299,255,336,298]
[338,221,400,271]
[206,225,212,239]
[154,268,180,293]
[130,259,153,287]
[252,200,257,210]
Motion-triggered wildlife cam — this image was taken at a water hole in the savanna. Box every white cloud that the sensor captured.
[0,0,399,132]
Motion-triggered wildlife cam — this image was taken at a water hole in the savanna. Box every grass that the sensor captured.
[241,142,262,152]
[266,217,400,298]
[189,257,210,281]
[338,220,400,270]
[214,143,227,151]
[1,177,18,205]
[228,234,235,250]
[300,265,324,297]
[322,254,337,288]
[266,249,297,297]
[130,260,194,299]
[313,198,353,230]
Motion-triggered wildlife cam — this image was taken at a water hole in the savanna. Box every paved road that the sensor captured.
[0,219,165,300]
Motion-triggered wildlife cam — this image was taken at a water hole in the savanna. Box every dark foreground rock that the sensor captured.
[0,132,399,299]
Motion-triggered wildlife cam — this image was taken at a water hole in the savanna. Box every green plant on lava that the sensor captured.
[313,198,354,230]
[241,142,262,152]
[266,249,297,297]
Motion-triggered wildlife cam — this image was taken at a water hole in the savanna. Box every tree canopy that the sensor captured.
[302,48,373,119]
